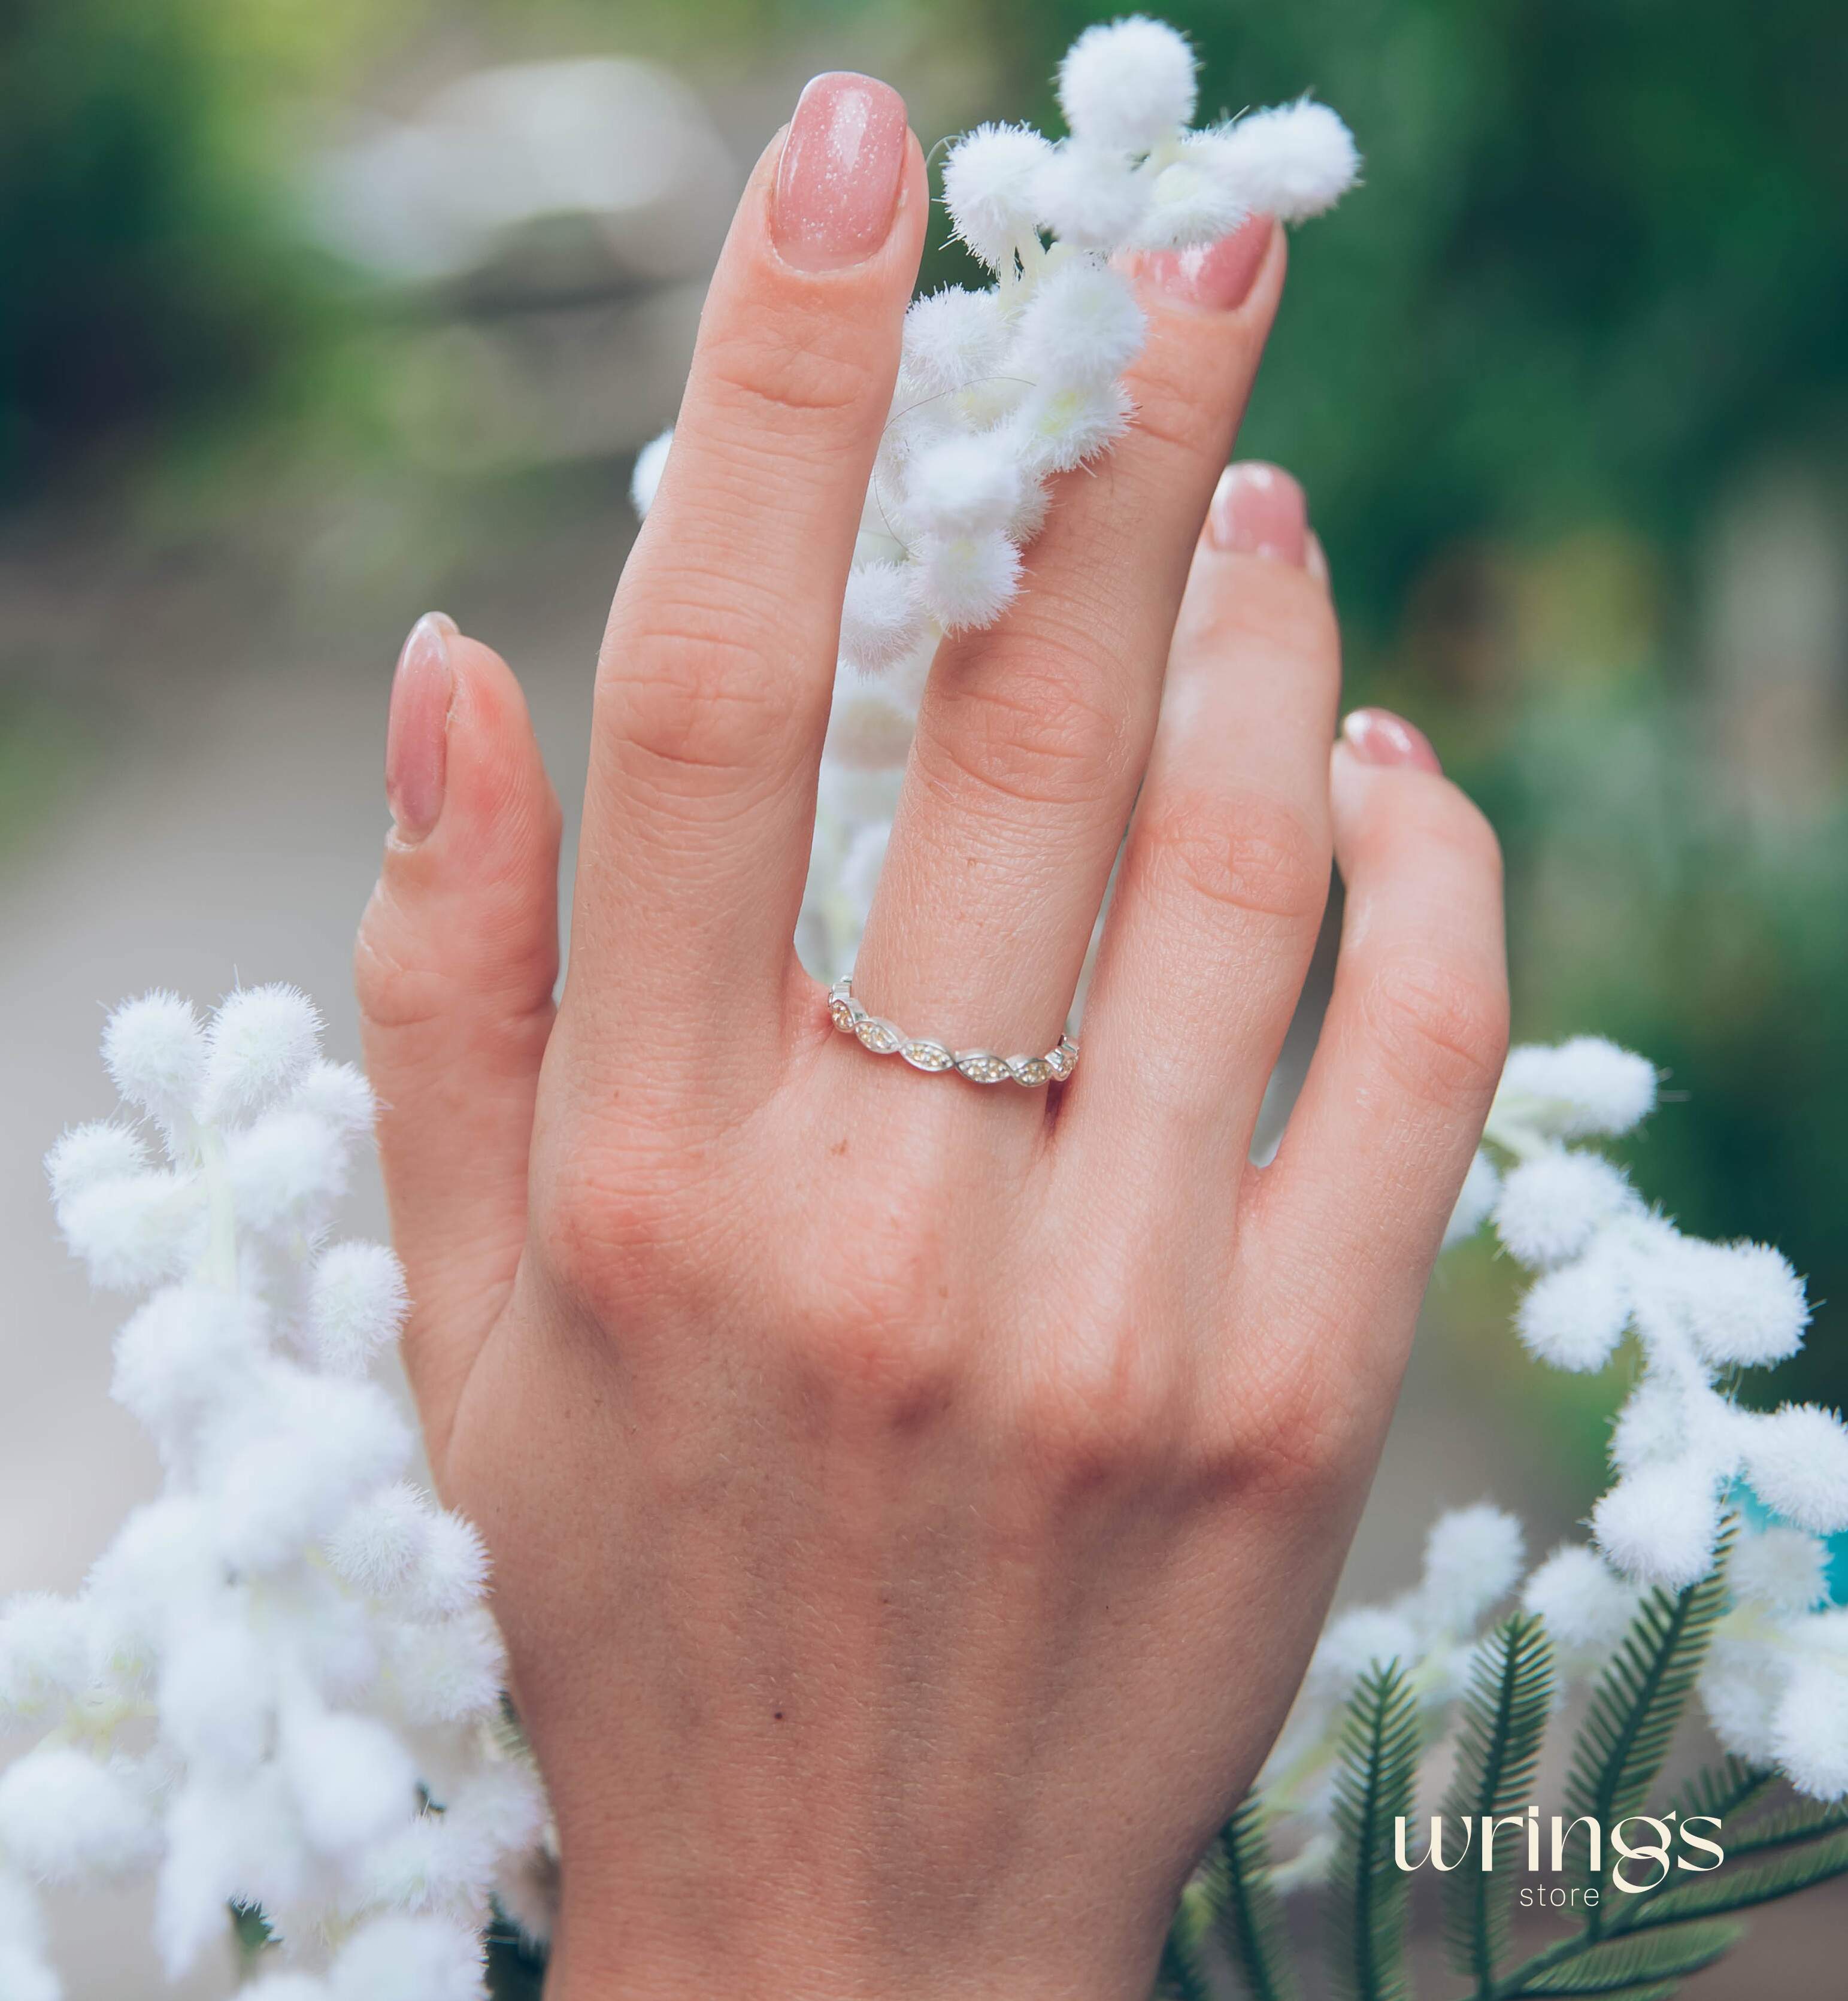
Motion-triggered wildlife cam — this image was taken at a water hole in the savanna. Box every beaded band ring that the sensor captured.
[826,978,1078,1087]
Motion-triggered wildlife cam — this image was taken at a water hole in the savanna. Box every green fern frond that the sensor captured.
[1329,1662,1419,2001]
[1562,1527,1732,1921]
[1155,1926,1217,2001]
[1499,1916,1742,1993]
[1614,1827,1848,1929]
[1443,1612,1555,1996]
[1216,1794,1302,2001]
[1723,1793,1848,1857]
[1667,1756,1775,1827]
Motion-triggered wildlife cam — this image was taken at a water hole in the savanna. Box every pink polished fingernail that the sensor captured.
[772,72,908,270]
[1341,707,1442,774]
[1207,462,1308,564]
[386,612,456,839]
[1136,211,1273,310]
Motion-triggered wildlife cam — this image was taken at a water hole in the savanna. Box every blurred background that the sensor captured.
[1,0,1843,1992]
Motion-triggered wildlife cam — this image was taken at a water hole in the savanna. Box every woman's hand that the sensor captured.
[355,71,1507,2001]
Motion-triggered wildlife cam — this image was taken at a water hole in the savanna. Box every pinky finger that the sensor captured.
[1250,710,1508,1349]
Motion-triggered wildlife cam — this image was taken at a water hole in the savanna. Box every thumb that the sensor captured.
[356,613,561,1469]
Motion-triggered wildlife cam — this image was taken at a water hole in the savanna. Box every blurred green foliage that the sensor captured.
[1,0,1843,1475]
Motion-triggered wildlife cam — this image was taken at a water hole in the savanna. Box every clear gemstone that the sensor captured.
[1010,1056,1052,1086]
[902,1040,954,1071]
[856,1017,901,1054]
[956,1051,1009,1084]
[828,998,856,1030]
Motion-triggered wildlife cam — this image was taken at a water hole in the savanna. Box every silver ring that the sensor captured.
[827,978,1077,1087]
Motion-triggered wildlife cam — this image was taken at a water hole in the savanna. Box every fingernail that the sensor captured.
[772,72,908,270]
[386,612,456,839]
[1341,707,1442,774]
[1135,211,1273,310]
[1207,462,1307,564]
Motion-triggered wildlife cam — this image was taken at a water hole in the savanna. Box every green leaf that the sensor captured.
[1329,1662,1420,2001]
[1216,1794,1302,2001]
[1617,1827,1848,1928]
[1502,1917,1743,1993]
[1155,1927,1217,2001]
[1443,1612,1556,1996]
[1562,1527,1733,1921]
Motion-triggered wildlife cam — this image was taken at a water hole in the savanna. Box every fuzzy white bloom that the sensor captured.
[1492,1147,1638,1267]
[307,1241,410,1374]
[1740,1404,1848,1535]
[1058,17,1198,151]
[1197,101,1362,223]
[941,123,1053,269]
[0,1747,158,1885]
[1496,1036,1658,1138]
[1521,1544,1643,1660]
[626,24,1356,980]
[0,990,547,1985]
[199,984,322,1124]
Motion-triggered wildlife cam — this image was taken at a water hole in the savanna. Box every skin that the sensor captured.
[355,77,1507,2001]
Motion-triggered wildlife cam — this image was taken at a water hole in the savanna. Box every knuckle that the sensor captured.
[698,316,886,434]
[607,624,805,793]
[1013,1323,1180,1488]
[922,641,1136,812]
[1210,1341,1354,1498]
[1188,575,1340,674]
[1131,787,1328,929]
[1361,951,1510,1114]
[535,1145,717,1317]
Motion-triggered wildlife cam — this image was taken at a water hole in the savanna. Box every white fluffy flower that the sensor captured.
[1592,1459,1724,1590]
[901,287,1010,395]
[307,1242,410,1374]
[1732,1524,1831,1615]
[906,436,1026,537]
[330,1913,485,2001]
[0,1869,58,2001]
[942,122,1052,268]
[1493,1148,1638,1268]
[199,985,322,1124]
[1031,143,1151,249]
[1201,101,1361,222]
[1417,1505,1525,1634]
[101,992,205,1126]
[1770,1654,1848,1802]
[838,560,926,674]
[1739,1404,1848,1535]
[0,1595,93,1718]
[1012,261,1146,386]
[916,530,1023,630]
[0,1747,158,1884]
[1058,17,1197,150]
[44,1121,148,1209]
[1497,1036,1658,1138]
[1522,1545,1641,1655]
[1514,1244,1631,1372]
[3,987,540,1988]
[1653,1238,1809,1367]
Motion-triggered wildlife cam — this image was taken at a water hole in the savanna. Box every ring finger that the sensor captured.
[849,217,1287,1074]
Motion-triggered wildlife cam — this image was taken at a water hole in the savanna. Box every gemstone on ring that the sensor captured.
[824,978,1076,1089]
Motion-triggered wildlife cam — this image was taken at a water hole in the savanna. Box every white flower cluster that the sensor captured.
[1259,1034,1848,1878]
[0,990,545,2000]
[1450,1037,1848,1595]
[632,17,1359,978]
[1258,1503,1530,1882]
